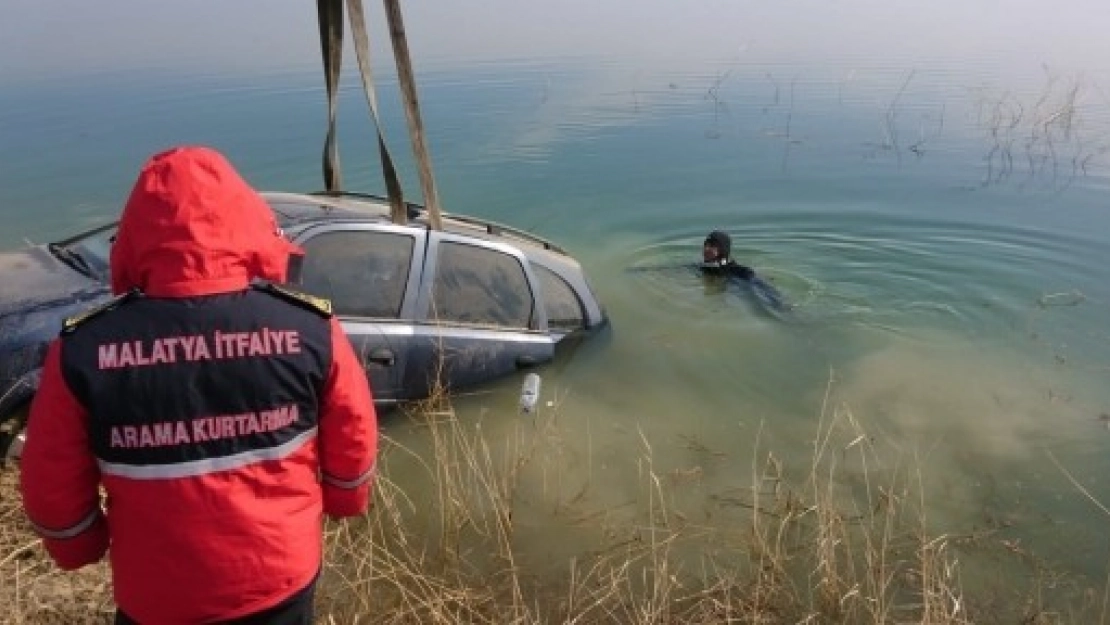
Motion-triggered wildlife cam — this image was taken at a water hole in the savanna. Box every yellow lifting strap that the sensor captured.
[315,0,443,229]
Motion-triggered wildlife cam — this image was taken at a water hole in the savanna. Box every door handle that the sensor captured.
[368,348,395,367]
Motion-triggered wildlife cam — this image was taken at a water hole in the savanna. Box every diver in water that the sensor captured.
[701,230,790,313]
[701,230,753,279]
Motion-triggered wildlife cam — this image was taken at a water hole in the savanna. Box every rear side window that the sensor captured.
[431,242,532,328]
[532,264,586,331]
[299,230,414,318]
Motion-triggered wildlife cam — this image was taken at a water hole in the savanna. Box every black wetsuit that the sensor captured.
[701,259,755,281]
[701,260,788,312]
[701,231,788,312]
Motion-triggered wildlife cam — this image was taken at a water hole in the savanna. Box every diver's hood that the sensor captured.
[704,230,732,263]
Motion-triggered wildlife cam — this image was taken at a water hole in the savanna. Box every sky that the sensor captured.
[1,1,1108,80]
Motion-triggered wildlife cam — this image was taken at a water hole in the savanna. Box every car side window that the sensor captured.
[532,263,586,331]
[299,230,414,318]
[431,241,533,328]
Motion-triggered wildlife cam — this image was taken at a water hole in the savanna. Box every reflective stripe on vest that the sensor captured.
[97,427,318,480]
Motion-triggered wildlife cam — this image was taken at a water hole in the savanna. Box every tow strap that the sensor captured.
[316,0,343,193]
[316,0,408,224]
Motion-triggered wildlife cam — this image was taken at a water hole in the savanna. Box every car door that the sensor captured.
[404,232,555,397]
[292,223,424,403]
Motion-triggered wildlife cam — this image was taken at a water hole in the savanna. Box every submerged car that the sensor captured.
[0,192,607,458]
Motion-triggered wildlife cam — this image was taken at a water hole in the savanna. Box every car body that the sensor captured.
[0,192,607,458]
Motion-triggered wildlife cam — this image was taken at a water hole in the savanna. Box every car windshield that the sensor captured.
[52,223,117,282]
[45,203,298,285]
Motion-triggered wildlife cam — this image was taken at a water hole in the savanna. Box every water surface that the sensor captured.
[3,5,1110,611]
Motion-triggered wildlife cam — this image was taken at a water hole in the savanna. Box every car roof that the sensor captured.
[265,192,572,258]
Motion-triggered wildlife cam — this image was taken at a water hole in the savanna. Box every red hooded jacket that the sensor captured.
[20,146,378,623]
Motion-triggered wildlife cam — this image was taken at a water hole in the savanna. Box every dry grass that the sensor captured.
[0,469,115,624]
[1,378,1105,624]
[309,377,1059,624]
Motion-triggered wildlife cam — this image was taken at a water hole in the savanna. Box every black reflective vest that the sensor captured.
[58,286,331,475]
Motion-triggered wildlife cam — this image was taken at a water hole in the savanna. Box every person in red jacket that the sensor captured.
[19,146,378,624]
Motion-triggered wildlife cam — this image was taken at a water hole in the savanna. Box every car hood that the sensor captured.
[0,246,109,322]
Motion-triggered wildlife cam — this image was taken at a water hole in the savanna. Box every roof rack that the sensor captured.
[308,191,422,221]
[442,213,567,255]
[307,191,567,255]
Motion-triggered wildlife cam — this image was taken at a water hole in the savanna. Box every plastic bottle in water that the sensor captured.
[519,373,541,414]
[6,431,25,461]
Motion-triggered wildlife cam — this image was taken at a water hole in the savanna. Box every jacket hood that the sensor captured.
[110,146,302,297]
[704,230,732,263]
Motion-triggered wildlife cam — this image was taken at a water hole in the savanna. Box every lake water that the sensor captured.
[3,3,1110,613]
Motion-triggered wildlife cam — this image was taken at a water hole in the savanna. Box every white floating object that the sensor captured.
[519,373,542,414]
[6,431,25,461]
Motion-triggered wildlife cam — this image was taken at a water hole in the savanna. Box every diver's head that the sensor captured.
[703,230,732,264]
